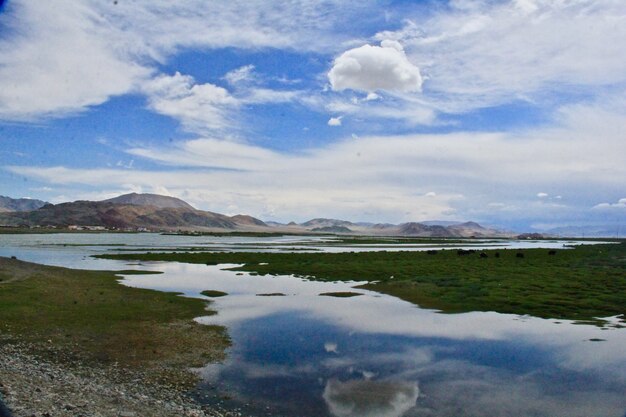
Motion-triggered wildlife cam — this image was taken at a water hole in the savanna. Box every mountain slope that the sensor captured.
[0,196,48,212]
[102,193,195,210]
[300,218,355,228]
[0,200,269,231]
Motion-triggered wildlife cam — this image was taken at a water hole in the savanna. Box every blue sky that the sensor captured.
[0,0,625,231]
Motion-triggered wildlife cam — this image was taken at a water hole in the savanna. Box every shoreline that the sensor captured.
[0,257,235,417]
[0,341,237,417]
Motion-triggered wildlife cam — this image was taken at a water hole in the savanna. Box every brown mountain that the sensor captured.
[230,215,268,227]
[102,193,195,210]
[396,222,455,237]
[0,194,266,231]
[0,192,509,236]
[277,217,509,237]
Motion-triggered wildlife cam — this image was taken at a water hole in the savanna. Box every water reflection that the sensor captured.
[323,378,419,417]
[1,234,625,416]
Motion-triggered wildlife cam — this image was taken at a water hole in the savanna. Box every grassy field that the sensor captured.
[97,242,626,325]
[0,257,229,386]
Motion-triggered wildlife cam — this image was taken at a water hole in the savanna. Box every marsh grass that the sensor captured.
[98,242,626,324]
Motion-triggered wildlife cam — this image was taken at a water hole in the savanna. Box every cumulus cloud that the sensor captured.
[328,41,423,93]
[142,72,238,132]
[328,116,343,126]
[537,193,548,198]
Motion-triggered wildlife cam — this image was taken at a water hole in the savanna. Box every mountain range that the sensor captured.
[0,193,510,237]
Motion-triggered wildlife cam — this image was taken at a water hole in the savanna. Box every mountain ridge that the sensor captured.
[0,193,510,236]
[102,193,195,210]
[0,196,48,212]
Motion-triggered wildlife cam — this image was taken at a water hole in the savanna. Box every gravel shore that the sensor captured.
[0,342,239,417]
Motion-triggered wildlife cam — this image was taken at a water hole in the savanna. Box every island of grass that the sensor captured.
[0,257,229,387]
[319,291,363,298]
[96,241,626,325]
[201,289,228,297]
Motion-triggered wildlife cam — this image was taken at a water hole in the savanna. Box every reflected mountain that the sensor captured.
[323,378,419,417]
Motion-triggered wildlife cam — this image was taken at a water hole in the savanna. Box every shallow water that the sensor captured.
[1,233,624,417]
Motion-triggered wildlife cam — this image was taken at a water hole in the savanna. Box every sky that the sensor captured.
[0,0,625,231]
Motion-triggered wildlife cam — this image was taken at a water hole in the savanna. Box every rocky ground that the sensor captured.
[0,342,242,417]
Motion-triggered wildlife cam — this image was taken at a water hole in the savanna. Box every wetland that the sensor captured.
[0,232,625,417]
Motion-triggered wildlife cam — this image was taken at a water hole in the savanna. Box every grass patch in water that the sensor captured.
[201,290,228,297]
[319,291,363,298]
[96,241,626,325]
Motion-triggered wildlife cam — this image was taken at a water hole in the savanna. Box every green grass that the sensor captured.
[0,257,229,386]
[97,242,626,324]
[319,291,363,298]
[201,290,228,297]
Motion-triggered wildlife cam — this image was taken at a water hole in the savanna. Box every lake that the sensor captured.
[1,233,624,417]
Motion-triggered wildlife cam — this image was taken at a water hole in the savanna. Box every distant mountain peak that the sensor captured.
[0,195,48,212]
[300,218,354,228]
[102,193,195,210]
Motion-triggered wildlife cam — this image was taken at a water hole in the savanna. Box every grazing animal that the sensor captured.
[548,250,557,256]
[426,250,438,255]
[479,252,488,258]
[516,252,525,258]
[457,249,472,256]
[494,252,500,258]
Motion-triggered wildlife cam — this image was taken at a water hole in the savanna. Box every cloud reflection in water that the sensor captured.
[323,378,419,417]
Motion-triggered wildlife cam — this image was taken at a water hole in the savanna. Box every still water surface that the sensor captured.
[0,233,624,417]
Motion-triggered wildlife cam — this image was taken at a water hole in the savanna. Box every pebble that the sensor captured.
[0,342,245,417]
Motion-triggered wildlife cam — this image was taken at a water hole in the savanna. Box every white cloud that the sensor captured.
[325,97,436,126]
[323,378,419,417]
[8,99,625,225]
[224,65,256,86]
[240,88,302,105]
[0,0,370,121]
[328,41,423,93]
[0,1,151,120]
[324,342,339,353]
[328,116,343,126]
[142,72,238,132]
[381,0,626,112]
[537,193,548,198]
[592,198,626,211]
[9,102,626,222]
